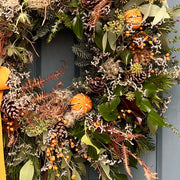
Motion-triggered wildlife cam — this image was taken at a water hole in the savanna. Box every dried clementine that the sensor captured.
[70,93,92,114]
[125,9,142,30]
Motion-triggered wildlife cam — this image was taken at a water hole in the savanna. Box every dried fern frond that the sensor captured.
[22,61,66,91]
[121,143,132,178]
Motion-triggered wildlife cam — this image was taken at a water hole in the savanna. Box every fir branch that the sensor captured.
[165,122,180,137]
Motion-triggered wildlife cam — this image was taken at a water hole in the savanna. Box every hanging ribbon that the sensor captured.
[0,66,10,180]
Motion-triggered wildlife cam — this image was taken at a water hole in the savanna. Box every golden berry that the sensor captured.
[113,121,116,124]
[125,31,130,37]
[10,127,14,132]
[166,57,170,61]
[48,166,52,170]
[63,120,67,125]
[84,155,88,159]
[121,109,124,113]
[58,117,61,121]
[56,174,60,177]
[66,156,70,159]
[51,156,55,162]
[59,153,63,158]
[59,148,62,153]
[127,110,132,114]
[46,153,50,157]
[118,115,121,119]
[166,53,170,57]
[123,113,126,117]
[7,126,10,130]
[71,174,76,180]
[75,148,79,152]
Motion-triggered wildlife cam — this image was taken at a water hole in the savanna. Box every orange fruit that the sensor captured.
[70,93,92,114]
[125,9,142,30]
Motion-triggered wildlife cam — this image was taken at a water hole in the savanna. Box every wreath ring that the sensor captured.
[0,0,180,180]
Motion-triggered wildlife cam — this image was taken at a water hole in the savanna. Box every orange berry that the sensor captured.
[166,53,170,57]
[127,110,132,114]
[46,148,50,153]
[46,153,50,157]
[121,109,124,113]
[96,121,101,126]
[125,31,130,37]
[9,122,13,126]
[56,174,60,177]
[113,121,116,124]
[71,174,76,180]
[150,56,153,59]
[84,155,88,159]
[59,148,62,153]
[7,126,10,130]
[151,52,154,56]
[10,127,14,132]
[144,36,149,41]
[69,139,73,142]
[139,27,143,30]
[21,112,25,116]
[166,57,170,61]
[58,117,61,121]
[75,148,79,152]
[53,165,58,170]
[153,37,157,41]
[150,70,155,73]
[118,115,121,119]
[122,113,126,117]
[149,41,153,45]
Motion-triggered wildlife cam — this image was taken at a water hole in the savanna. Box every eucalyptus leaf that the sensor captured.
[108,31,117,51]
[102,31,108,52]
[141,3,153,22]
[0,58,3,66]
[72,16,83,39]
[140,4,160,18]
[81,134,100,154]
[100,161,112,180]
[19,160,34,180]
[152,6,170,26]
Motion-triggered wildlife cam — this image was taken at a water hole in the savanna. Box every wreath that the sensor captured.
[0,0,180,180]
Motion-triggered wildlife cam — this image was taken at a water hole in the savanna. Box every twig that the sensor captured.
[22,35,40,57]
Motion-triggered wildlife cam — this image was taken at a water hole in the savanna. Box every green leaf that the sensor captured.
[98,97,120,121]
[114,85,125,96]
[81,134,100,154]
[77,162,86,176]
[108,31,117,51]
[152,5,170,26]
[71,121,84,138]
[143,82,157,98]
[135,90,143,106]
[124,0,144,10]
[73,168,81,180]
[147,110,165,127]
[72,16,83,39]
[147,119,158,135]
[139,98,152,113]
[113,174,128,180]
[93,131,111,144]
[67,0,79,7]
[102,31,108,53]
[100,161,112,180]
[88,146,99,160]
[19,160,34,180]
[119,49,133,65]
